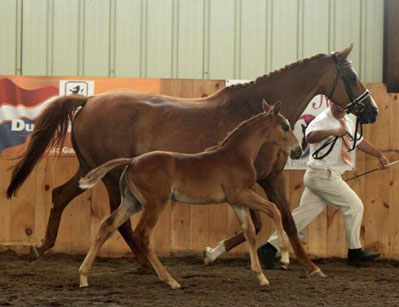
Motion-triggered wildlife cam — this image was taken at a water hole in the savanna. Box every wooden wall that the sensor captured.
[1,81,399,260]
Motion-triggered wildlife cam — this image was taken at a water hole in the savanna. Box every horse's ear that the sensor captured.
[273,101,282,116]
[336,43,354,60]
[262,99,272,113]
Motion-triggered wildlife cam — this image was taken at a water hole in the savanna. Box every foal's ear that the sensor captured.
[336,43,354,60]
[262,99,272,113]
[273,101,282,116]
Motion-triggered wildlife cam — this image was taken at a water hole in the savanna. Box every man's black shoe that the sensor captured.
[348,248,380,266]
[257,243,277,269]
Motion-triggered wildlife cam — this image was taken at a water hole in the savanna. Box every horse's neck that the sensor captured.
[222,57,330,125]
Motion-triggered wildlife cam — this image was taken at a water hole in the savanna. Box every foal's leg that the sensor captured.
[229,189,290,269]
[230,205,268,286]
[31,169,85,261]
[79,195,139,287]
[134,201,181,290]
[204,184,264,264]
[261,174,324,277]
[102,176,152,270]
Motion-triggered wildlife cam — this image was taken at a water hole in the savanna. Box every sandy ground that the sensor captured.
[1,251,399,306]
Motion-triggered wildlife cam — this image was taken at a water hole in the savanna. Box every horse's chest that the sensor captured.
[255,148,288,179]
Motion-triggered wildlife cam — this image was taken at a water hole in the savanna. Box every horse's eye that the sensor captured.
[347,74,357,83]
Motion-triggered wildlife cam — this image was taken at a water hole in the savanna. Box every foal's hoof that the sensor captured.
[168,280,182,290]
[307,268,326,278]
[257,273,270,286]
[203,247,215,265]
[79,274,89,288]
[29,246,40,262]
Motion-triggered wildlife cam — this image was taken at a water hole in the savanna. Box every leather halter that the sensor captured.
[312,54,369,160]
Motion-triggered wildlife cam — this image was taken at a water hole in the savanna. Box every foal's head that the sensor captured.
[262,100,302,160]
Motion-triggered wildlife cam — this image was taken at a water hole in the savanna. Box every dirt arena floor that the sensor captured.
[1,251,399,307]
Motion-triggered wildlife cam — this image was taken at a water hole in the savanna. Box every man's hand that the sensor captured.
[331,126,347,137]
[378,153,389,170]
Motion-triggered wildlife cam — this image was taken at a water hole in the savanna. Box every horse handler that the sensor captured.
[257,101,389,269]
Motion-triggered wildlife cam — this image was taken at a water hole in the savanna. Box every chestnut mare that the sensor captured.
[7,44,378,277]
[78,101,299,288]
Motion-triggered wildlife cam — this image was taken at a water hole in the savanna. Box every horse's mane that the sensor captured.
[205,112,269,152]
[219,53,328,95]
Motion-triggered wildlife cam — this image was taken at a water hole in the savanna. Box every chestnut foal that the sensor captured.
[78,100,301,289]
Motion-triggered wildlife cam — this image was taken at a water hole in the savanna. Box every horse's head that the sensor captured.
[322,44,378,124]
[262,99,302,160]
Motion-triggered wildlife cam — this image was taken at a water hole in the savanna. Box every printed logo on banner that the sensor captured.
[59,80,94,96]
[0,78,59,154]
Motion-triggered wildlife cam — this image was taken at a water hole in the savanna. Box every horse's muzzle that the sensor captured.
[290,146,302,160]
[358,106,378,124]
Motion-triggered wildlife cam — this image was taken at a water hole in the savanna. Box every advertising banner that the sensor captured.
[0,76,161,156]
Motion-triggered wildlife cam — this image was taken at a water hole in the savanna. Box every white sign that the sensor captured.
[59,80,94,96]
[225,79,252,87]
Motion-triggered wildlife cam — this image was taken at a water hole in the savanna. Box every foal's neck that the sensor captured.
[221,116,269,162]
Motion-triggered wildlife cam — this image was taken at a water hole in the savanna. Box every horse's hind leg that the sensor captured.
[230,204,269,286]
[204,209,262,264]
[102,176,152,270]
[261,174,325,277]
[204,184,264,264]
[79,193,141,287]
[31,168,85,261]
[134,201,181,290]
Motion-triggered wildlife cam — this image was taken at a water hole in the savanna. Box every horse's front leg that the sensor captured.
[203,185,264,265]
[260,173,324,277]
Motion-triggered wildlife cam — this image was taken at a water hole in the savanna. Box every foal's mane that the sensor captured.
[218,53,328,95]
[205,112,269,152]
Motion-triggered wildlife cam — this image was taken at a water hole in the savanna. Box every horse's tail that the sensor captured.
[6,95,89,198]
[79,158,132,190]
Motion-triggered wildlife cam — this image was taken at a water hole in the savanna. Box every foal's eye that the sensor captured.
[281,119,291,132]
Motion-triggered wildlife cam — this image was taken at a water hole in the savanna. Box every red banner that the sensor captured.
[0,75,161,156]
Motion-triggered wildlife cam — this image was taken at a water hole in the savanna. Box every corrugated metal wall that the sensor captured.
[0,0,384,81]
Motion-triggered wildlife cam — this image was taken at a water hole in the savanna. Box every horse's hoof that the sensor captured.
[281,263,289,270]
[29,246,40,262]
[203,247,215,265]
[307,268,326,278]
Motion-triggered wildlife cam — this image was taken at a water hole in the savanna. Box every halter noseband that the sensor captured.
[312,54,369,160]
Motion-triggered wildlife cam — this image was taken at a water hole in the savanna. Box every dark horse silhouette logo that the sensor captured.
[69,85,82,95]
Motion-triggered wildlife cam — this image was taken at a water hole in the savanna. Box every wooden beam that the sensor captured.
[384,0,399,92]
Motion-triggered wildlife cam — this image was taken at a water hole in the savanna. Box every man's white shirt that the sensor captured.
[306,108,363,174]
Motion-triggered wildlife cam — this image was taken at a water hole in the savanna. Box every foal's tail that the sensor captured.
[7,95,89,198]
[79,158,132,190]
